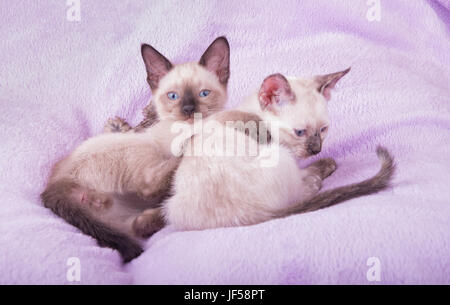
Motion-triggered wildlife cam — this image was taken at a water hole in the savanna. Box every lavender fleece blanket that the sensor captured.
[1,0,449,284]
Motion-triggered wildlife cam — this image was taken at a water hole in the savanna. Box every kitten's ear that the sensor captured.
[199,36,230,85]
[314,67,350,101]
[141,44,173,90]
[258,73,296,112]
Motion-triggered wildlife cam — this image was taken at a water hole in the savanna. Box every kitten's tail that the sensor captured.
[41,180,143,262]
[274,146,395,218]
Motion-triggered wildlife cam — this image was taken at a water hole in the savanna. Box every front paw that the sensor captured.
[103,116,132,133]
[303,174,323,194]
[314,158,337,179]
[80,190,112,211]
[244,122,271,144]
[132,209,165,238]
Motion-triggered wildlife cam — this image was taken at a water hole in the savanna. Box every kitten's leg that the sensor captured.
[103,103,160,133]
[103,116,132,133]
[302,158,337,199]
[41,179,143,262]
[79,188,113,210]
[133,103,159,132]
[212,110,271,143]
[134,156,181,201]
[43,179,113,213]
[69,182,113,211]
[128,157,179,237]
[132,207,165,238]
[308,158,337,180]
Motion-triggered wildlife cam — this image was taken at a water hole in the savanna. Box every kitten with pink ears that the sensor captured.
[135,68,395,231]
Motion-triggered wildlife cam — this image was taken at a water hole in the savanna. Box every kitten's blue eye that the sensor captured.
[167,92,179,100]
[199,90,211,97]
[295,129,306,137]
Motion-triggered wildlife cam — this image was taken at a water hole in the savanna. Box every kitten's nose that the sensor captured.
[182,104,195,115]
[309,146,321,155]
[307,136,322,155]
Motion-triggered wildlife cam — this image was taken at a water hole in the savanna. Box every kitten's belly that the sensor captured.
[164,136,306,230]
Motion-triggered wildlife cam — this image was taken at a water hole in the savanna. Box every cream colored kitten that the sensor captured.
[135,69,394,231]
[41,37,234,262]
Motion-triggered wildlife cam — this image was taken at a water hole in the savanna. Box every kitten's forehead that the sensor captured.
[282,77,329,127]
[282,104,328,128]
[157,62,220,92]
[288,78,327,106]
[287,77,317,97]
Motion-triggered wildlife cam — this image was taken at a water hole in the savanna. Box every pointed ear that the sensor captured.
[199,36,230,85]
[315,67,351,101]
[141,44,173,90]
[258,73,296,112]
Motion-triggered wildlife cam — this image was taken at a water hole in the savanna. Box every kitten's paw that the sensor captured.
[80,190,112,211]
[103,116,132,133]
[137,173,161,200]
[232,113,271,144]
[312,158,337,179]
[303,174,322,194]
[132,209,165,238]
[244,123,271,144]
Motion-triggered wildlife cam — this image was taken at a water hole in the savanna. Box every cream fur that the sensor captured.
[163,76,333,230]
[52,119,186,194]
[46,61,228,239]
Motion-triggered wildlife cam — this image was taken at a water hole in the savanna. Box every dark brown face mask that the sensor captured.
[307,133,322,155]
[180,87,197,117]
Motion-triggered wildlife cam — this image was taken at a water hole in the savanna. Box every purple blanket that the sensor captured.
[1,0,449,284]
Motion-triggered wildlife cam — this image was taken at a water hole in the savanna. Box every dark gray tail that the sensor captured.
[275,146,395,218]
[41,180,143,262]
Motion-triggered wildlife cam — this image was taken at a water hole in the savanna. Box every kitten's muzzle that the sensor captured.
[182,104,195,115]
[307,135,322,155]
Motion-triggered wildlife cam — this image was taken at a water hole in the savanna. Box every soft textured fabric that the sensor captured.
[1,0,449,284]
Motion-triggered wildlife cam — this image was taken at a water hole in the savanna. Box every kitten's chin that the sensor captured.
[295,150,311,159]
[183,111,208,123]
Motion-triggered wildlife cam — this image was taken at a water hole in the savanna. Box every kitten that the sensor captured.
[136,69,394,231]
[41,36,234,262]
